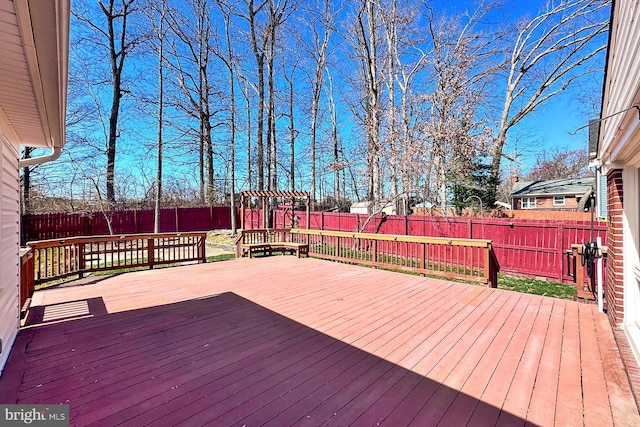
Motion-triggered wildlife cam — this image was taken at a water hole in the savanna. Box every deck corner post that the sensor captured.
[486,242,499,288]
[199,234,206,263]
[78,242,86,278]
[484,243,491,287]
[148,238,155,269]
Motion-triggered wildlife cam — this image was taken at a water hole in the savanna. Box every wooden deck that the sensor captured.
[1,257,638,426]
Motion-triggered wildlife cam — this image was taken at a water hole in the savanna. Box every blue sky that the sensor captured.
[33,0,608,202]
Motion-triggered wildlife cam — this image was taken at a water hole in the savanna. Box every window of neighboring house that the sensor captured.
[553,196,565,206]
[521,197,536,209]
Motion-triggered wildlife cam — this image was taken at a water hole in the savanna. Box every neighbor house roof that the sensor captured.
[0,0,70,148]
[511,177,595,198]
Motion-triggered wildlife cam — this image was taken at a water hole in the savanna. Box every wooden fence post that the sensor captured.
[558,223,565,282]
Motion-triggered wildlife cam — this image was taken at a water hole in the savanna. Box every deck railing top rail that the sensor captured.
[289,228,492,248]
[27,232,207,249]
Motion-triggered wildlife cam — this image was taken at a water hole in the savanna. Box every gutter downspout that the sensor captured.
[18,146,61,168]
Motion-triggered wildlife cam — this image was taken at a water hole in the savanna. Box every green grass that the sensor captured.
[497,274,576,300]
[207,253,235,262]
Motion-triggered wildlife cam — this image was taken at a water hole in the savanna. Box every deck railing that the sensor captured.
[236,228,499,287]
[27,232,207,287]
[289,229,499,287]
[20,248,35,312]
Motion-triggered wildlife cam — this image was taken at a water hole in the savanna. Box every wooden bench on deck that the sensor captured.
[245,242,309,258]
[235,230,309,259]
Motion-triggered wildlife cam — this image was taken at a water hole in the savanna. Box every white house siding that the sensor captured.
[0,120,19,374]
[599,1,640,364]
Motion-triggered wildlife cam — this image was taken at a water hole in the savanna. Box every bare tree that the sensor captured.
[165,0,218,204]
[489,0,609,202]
[238,74,255,191]
[282,58,299,191]
[527,147,592,180]
[421,5,501,214]
[325,69,338,201]
[378,0,426,214]
[241,0,268,190]
[73,0,137,204]
[354,0,382,206]
[144,0,168,233]
[302,0,338,205]
[265,0,292,192]
[215,0,239,232]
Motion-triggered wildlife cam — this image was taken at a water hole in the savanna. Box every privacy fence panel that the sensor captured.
[23,207,238,242]
[268,210,606,284]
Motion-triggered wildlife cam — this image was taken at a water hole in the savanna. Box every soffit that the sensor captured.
[0,0,68,148]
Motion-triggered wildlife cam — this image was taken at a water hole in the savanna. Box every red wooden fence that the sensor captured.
[23,206,239,242]
[24,207,606,286]
[242,209,606,284]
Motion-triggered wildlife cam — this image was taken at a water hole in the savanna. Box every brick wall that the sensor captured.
[507,210,594,221]
[606,169,624,325]
[513,196,580,211]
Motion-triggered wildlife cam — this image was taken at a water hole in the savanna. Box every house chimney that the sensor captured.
[511,174,519,187]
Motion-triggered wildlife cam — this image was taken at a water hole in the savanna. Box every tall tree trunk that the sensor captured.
[227,54,237,233]
[244,80,253,191]
[267,36,275,191]
[218,1,237,232]
[247,1,266,190]
[383,0,397,212]
[357,0,381,206]
[287,70,295,191]
[154,0,166,233]
[99,0,133,205]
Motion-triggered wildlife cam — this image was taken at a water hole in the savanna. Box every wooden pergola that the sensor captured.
[240,191,310,230]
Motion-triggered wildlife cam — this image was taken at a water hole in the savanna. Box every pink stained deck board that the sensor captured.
[0,256,637,426]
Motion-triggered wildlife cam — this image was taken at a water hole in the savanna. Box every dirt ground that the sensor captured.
[205,245,233,257]
[205,229,235,257]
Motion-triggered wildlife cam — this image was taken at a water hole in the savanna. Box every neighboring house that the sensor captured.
[350,200,397,215]
[596,0,640,364]
[0,0,69,374]
[510,176,595,211]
